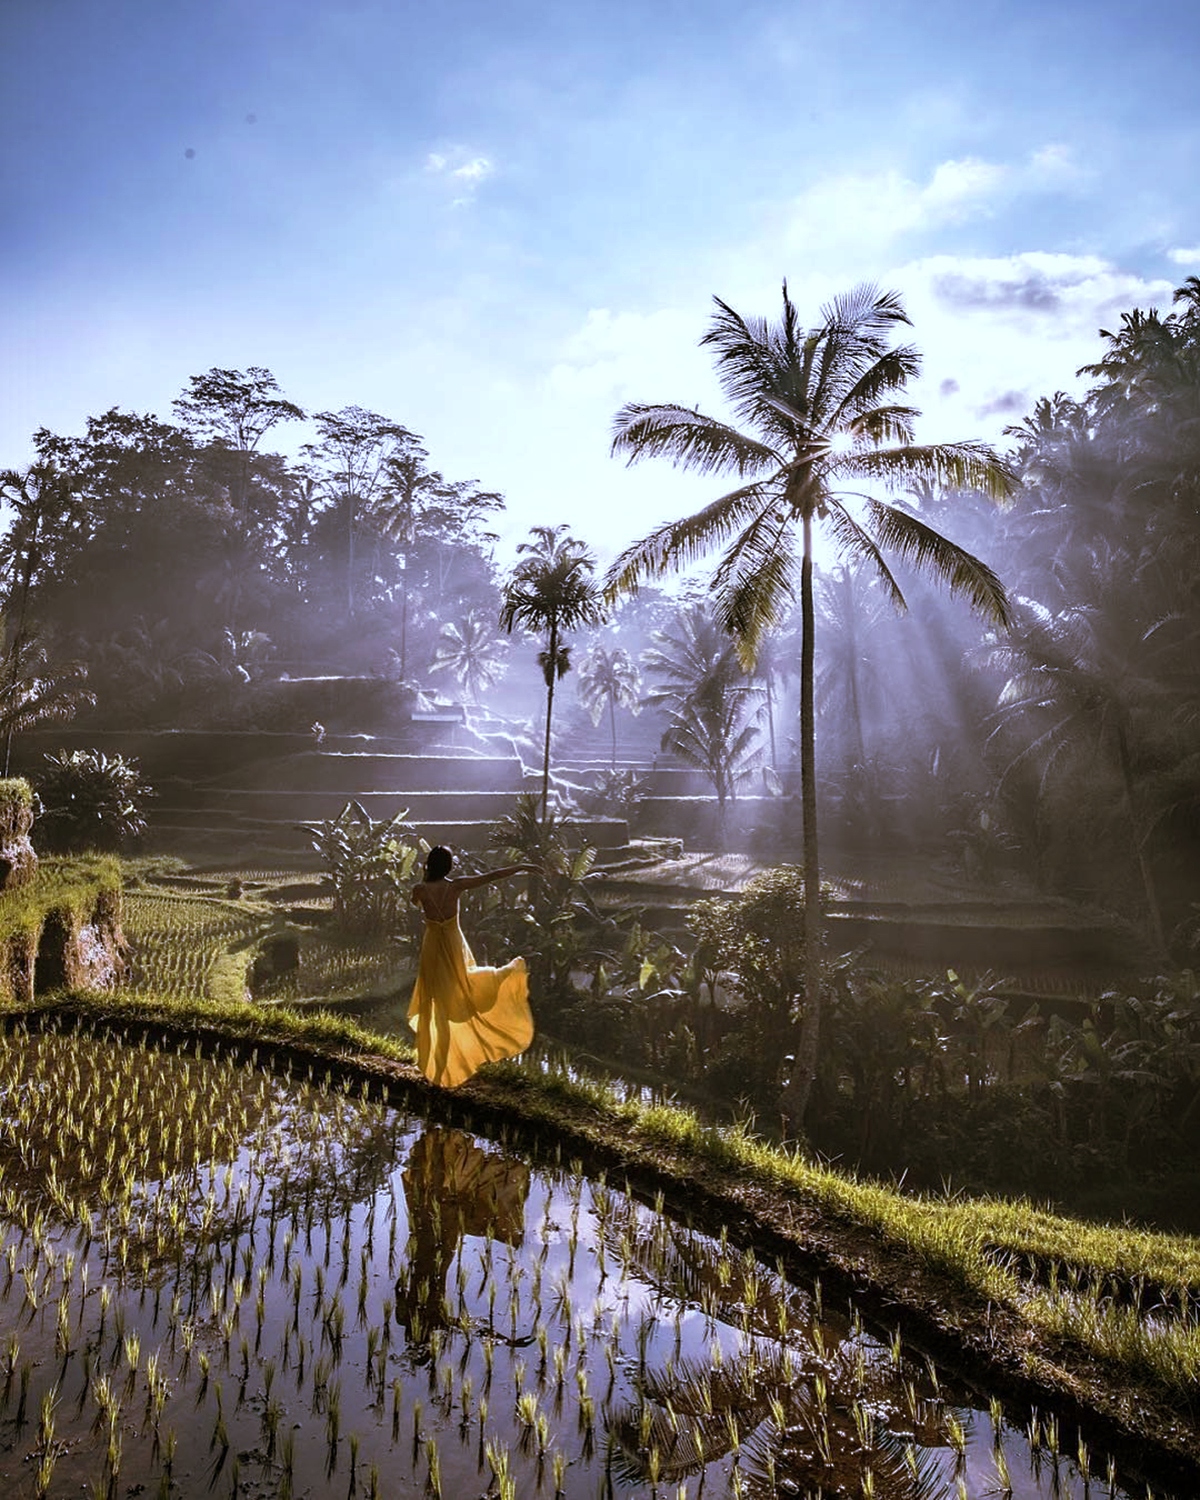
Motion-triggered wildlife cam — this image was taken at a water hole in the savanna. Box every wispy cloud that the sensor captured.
[424,147,495,204]
[1167,245,1200,266]
[770,146,1087,269]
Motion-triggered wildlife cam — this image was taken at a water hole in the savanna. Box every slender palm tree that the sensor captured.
[429,612,509,705]
[642,604,762,833]
[814,564,891,800]
[0,638,94,775]
[987,544,1189,956]
[605,282,1013,1124]
[577,644,642,769]
[501,526,605,818]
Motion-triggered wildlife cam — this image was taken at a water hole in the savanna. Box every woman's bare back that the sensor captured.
[411,879,467,923]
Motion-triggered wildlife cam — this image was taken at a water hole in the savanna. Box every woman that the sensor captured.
[408,846,541,1088]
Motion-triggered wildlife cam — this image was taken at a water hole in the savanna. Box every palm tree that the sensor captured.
[576,644,642,769]
[302,407,420,619]
[0,638,94,775]
[429,612,509,705]
[500,526,605,818]
[641,603,762,828]
[605,282,1013,1124]
[987,546,1188,956]
[814,564,891,806]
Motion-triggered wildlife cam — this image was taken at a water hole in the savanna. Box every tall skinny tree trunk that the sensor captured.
[766,672,777,770]
[788,512,822,1128]
[609,694,617,770]
[1115,719,1166,957]
[541,620,558,820]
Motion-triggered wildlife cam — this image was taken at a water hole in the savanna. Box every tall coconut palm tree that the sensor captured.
[501,525,605,818]
[605,282,1013,1124]
[577,644,642,769]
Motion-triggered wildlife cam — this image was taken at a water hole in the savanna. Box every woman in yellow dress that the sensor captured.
[408,846,541,1088]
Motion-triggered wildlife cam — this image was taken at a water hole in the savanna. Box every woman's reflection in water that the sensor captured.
[396,1126,530,1352]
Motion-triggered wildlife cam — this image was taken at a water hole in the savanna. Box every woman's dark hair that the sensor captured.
[425,846,453,881]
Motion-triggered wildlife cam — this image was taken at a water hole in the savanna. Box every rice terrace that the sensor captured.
[1,1013,1198,1500]
[3,175,1200,1495]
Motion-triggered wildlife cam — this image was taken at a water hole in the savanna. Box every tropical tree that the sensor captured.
[171,365,305,457]
[641,603,761,828]
[605,282,1013,1124]
[500,525,605,818]
[429,612,509,704]
[0,460,83,671]
[814,564,893,816]
[577,644,642,769]
[34,747,151,853]
[0,639,93,775]
[986,552,1188,955]
[302,407,421,618]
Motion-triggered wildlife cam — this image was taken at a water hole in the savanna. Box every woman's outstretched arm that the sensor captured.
[454,863,541,891]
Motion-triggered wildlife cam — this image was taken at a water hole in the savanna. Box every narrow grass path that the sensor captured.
[13,986,1200,1492]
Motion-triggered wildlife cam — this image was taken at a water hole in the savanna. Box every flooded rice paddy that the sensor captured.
[0,1026,1175,1499]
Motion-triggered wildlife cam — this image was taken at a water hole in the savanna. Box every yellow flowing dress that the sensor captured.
[407,917,533,1088]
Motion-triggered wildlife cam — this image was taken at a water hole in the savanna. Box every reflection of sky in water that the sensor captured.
[0,1033,1175,1498]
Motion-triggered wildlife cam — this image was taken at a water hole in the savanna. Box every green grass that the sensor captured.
[54,984,415,1065]
[0,855,121,942]
[0,777,33,812]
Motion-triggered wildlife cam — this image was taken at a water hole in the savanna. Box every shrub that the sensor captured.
[301,799,423,939]
[34,750,152,853]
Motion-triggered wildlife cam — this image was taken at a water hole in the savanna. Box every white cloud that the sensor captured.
[1027,142,1088,186]
[450,156,493,183]
[1167,246,1200,266]
[768,147,1091,273]
[892,252,1174,442]
[423,146,495,204]
[921,156,1011,218]
[546,306,715,406]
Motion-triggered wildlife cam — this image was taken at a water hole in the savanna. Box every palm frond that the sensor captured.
[846,403,920,447]
[833,346,923,426]
[848,440,1017,501]
[611,404,778,477]
[865,498,1010,625]
[820,282,911,338]
[602,476,781,598]
[708,514,799,666]
[701,299,786,427]
[822,502,907,610]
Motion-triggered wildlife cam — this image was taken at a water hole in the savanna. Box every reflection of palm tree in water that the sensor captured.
[395,1127,530,1344]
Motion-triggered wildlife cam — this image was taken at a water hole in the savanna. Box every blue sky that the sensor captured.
[3,0,1197,558]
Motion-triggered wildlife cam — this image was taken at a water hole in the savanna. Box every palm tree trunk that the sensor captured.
[347,494,356,619]
[3,513,41,777]
[1115,718,1166,956]
[541,621,558,820]
[609,693,617,771]
[788,512,822,1128]
[766,672,777,770]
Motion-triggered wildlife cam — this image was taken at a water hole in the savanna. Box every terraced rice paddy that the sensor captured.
[122,889,402,1008]
[0,1026,1176,1498]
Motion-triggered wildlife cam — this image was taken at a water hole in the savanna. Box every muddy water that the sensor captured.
[0,1029,1175,1498]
